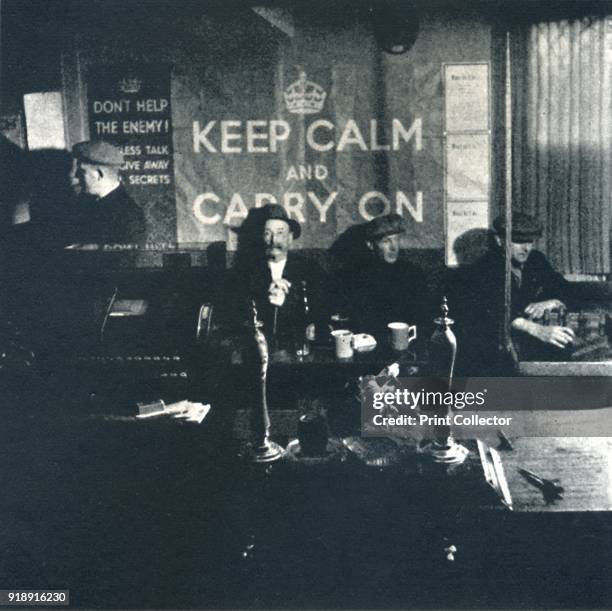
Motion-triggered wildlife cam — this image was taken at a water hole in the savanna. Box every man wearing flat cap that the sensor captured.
[229,203,328,339]
[72,140,145,246]
[456,211,577,372]
[340,213,429,338]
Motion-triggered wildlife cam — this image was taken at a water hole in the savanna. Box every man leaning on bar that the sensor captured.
[455,212,578,374]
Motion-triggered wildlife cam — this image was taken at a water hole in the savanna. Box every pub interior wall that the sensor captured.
[1,1,499,318]
[4,1,612,345]
[4,2,494,261]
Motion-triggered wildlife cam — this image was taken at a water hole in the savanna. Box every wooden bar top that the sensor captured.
[501,437,612,512]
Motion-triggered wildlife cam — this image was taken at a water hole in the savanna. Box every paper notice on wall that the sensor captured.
[87,64,176,244]
[444,63,489,132]
[23,92,67,150]
[446,201,489,266]
[446,133,490,200]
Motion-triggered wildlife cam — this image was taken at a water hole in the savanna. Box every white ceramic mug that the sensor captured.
[331,329,354,359]
[387,322,417,351]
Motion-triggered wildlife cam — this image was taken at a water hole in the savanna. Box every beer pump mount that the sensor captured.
[422,297,469,465]
[245,301,284,463]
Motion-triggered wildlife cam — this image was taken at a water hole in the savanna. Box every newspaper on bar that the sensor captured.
[136,399,211,424]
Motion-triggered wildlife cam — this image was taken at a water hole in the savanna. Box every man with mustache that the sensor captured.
[232,203,328,341]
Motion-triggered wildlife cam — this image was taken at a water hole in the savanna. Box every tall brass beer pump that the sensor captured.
[423,297,469,464]
[246,301,284,462]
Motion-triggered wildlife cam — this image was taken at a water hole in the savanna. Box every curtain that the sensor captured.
[511,16,612,275]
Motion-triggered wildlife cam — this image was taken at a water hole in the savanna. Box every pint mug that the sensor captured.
[331,329,354,359]
[387,322,417,351]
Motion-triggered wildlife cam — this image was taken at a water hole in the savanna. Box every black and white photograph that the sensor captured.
[1,0,612,608]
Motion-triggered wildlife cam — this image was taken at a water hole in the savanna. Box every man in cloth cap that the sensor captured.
[230,203,329,339]
[340,213,429,338]
[72,140,145,246]
[455,212,577,372]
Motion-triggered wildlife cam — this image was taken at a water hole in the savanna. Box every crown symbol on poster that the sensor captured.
[284,71,326,114]
[118,77,143,94]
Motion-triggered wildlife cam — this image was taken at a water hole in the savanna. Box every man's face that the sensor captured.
[75,161,101,196]
[369,233,400,264]
[263,219,293,262]
[495,235,536,266]
[509,240,535,266]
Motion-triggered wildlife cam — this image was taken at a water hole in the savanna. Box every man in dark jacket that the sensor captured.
[72,140,145,246]
[455,212,576,372]
[341,213,429,339]
[230,204,328,341]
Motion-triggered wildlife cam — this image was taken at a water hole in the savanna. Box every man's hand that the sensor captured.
[523,299,565,320]
[268,279,291,307]
[512,317,575,348]
[531,324,575,348]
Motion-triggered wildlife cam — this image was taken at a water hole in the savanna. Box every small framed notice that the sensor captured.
[445,133,490,201]
[444,63,490,132]
[23,92,67,150]
[445,201,490,267]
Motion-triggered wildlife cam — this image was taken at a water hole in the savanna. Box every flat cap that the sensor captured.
[493,212,543,242]
[72,140,124,167]
[365,213,406,241]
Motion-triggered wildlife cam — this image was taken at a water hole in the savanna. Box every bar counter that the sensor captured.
[2,362,612,608]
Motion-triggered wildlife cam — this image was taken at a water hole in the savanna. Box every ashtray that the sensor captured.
[353,333,377,352]
[285,438,346,465]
